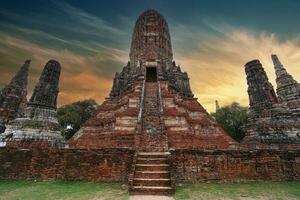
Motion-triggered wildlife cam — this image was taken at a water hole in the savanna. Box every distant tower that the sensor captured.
[243,59,300,147]
[1,60,65,148]
[215,100,220,111]
[0,60,30,121]
[271,54,300,115]
[245,59,278,116]
[28,60,60,109]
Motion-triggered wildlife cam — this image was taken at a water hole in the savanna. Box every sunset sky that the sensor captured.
[1,0,300,112]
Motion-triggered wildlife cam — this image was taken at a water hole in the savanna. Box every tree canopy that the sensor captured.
[211,102,248,142]
[57,99,98,140]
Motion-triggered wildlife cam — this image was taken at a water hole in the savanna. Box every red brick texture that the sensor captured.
[69,78,237,151]
[160,81,237,150]
[5,141,52,149]
[1,147,299,182]
[68,81,143,149]
[0,147,134,182]
[170,149,300,182]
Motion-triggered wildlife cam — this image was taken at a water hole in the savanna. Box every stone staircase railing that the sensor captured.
[128,151,138,190]
[138,78,146,123]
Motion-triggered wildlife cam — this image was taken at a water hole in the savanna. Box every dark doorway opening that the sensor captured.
[146,67,157,82]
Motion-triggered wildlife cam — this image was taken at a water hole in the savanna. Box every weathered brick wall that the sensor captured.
[0,148,134,182]
[170,149,300,182]
[1,148,299,183]
[5,141,53,149]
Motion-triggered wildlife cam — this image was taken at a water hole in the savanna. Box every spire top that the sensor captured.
[271,54,282,66]
[215,100,220,111]
[10,59,31,86]
[271,54,290,79]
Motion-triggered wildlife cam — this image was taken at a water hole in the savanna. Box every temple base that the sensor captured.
[0,107,65,148]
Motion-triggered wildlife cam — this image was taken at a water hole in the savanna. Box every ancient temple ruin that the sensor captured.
[243,59,300,148]
[0,9,299,196]
[69,9,236,194]
[70,9,235,151]
[0,60,65,148]
[0,60,30,124]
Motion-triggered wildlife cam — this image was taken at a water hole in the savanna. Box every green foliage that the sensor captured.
[211,102,248,142]
[57,99,98,140]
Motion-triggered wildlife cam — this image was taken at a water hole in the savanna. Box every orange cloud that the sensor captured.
[175,29,300,112]
[59,72,112,106]
[1,27,300,114]
[0,35,125,106]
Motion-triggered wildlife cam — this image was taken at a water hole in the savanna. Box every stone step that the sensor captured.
[133,178,171,187]
[130,186,174,195]
[137,157,167,160]
[137,158,167,165]
[135,164,169,171]
[138,152,170,156]
[137,154,169,159]
[134,171,170,179]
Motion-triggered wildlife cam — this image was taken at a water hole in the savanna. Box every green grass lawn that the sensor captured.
[175,181,300,200]
[0,180,299,200]
[0,180,129,200]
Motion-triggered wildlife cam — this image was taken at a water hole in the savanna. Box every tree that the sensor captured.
[211,102,248,142]
[57,99,98,140]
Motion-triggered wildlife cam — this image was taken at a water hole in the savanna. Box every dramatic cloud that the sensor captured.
[0,1,129,106]
[0,34,126,106]
[1,1,300,113]
[174,24,300,112]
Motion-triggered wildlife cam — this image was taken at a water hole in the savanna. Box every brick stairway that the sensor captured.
[130,152,174,195]
[139,81,168,152]
[130,80,173,195]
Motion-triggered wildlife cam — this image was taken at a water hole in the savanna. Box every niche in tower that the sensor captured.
[146,67,157,82]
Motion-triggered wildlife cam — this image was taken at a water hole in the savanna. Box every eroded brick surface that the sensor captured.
[139,82,168,151]
[0,147,134,181]
[170,149,300,182]
[243,59,300,147]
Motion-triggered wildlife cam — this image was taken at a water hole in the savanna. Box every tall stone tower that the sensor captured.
[28,60,60,110]
[0,60,30,122]
[70,10,236,194]
[243,59,300,147]
[110,10,193,98]
[1,60,65,148]
[245,60,278,116]
[272,54,300,116]
[130,9,173,69]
